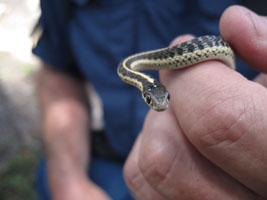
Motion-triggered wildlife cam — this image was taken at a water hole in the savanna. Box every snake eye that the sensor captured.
[146,95,152,105]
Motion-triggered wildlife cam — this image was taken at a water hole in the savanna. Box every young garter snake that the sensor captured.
[117,35,235,111]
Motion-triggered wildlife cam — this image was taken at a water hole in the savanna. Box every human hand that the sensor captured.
[124,5,267,200]
[50,173,111,200]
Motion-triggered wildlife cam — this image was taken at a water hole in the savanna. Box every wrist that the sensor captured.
[47,153,89,183]
[48,163,86,195]
[48,170,111,200]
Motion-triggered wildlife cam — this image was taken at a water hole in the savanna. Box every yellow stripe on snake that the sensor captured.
[117,35,235,111]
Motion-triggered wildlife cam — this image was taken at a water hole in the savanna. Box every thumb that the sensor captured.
[220,5,267,72]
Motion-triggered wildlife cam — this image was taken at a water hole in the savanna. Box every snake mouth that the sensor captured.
[153,104,168,112]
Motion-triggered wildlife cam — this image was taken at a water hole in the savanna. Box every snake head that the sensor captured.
[142,81,170,111]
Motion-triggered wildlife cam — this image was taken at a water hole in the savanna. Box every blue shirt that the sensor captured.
[34,0,257,199]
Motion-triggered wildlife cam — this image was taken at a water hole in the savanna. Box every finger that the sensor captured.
[220,5,267,71]
[254,73,267,88]
[123,132,164,200]
[138,108,257,199]
[169,34,195,46]
[160,33,267,197]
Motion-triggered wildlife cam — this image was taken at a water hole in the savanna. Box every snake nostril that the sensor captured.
[167,93,170,101]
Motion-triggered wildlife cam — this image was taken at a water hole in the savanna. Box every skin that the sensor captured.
[38,67,110,199]
[123,5,267,200]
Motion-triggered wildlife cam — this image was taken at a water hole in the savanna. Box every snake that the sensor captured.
[117,35,235,111]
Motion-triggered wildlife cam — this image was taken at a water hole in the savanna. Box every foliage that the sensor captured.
[0,148,39,200]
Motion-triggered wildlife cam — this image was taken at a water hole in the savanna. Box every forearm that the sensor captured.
[38,64,90,186]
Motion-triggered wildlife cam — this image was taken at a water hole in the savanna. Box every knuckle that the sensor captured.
[123,158,144,193]
[138,138,177,189]
[190,84,258,148]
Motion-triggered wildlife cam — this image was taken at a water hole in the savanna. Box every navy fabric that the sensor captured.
[35,159,52,200]
[36,157,133,200]
[89,157,133,200]
[33,0,258,199]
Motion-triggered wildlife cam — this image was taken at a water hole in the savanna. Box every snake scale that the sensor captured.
[117,35,235,111]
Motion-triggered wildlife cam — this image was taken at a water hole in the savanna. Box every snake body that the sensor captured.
[117,35,235,111]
